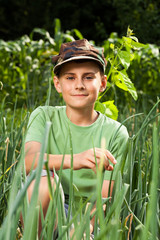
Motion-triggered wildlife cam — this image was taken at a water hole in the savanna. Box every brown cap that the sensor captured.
[52,39,107,74]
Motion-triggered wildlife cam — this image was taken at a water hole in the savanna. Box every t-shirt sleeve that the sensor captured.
[104,125,129,181]
[25,107,46,143]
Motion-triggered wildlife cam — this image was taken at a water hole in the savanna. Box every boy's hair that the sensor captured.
[54,59,104,77]
[52,39,107,75]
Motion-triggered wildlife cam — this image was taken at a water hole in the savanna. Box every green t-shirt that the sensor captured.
[25,106,129,201]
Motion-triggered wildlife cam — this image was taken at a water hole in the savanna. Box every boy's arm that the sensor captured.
[25,141,117,174]
[25,141,71,174]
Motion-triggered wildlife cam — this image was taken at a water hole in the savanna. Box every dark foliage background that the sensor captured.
[0,0,160,45]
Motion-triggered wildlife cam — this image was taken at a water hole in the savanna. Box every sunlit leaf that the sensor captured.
[114,70,138,100]
[94,100,118,120]
[94,101,106,114]
[118,51,130,69]
[123,37,147,50]
[103,100,119,120]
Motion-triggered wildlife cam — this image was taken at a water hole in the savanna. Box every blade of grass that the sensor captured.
[23,121,51,240]
[66,123,74,226]
[95,182,129,239]
[141,122,159,239]
[0,135,27,239]
[43,130,69,239]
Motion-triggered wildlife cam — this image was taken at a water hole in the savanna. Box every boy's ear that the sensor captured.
[53,76,62,93]
[99,75,107,92]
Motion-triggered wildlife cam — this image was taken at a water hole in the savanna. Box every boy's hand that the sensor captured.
[73,148,117,172]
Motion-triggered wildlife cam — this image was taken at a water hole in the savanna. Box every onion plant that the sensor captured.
[0,98,159,239]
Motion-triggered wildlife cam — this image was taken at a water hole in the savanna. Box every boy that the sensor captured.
[25,39,129,237]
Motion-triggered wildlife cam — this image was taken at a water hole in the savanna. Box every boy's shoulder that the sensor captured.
[100,112,122,127]
[100,112,128,137]
[28,105,66,122]
[31,105,65,114]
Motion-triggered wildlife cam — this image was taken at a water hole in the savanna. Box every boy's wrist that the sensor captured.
[65,153,81,170]
[64,154,71,169]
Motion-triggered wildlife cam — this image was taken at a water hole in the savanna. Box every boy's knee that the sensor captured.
[27,176,55,205]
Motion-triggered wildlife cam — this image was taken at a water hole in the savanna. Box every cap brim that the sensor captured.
[53,56,105,73]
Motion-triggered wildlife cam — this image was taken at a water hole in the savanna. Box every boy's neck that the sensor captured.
[66,106,99,126]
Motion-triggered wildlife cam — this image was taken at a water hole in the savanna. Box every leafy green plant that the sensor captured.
[100,30,160,114]
[95,27,148,119]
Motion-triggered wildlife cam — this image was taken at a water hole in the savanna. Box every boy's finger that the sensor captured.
[105,164,114,171]
[105,150,117,164]
[94,148,116,164]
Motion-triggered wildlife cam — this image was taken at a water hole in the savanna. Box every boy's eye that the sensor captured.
[66,76,75,80]
[84,75,94,80]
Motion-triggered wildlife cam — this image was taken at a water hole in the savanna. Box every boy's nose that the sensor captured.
[75,79,85,89]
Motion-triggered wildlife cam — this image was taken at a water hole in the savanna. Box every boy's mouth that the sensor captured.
[72,94,88,97]
[72,92,88,96]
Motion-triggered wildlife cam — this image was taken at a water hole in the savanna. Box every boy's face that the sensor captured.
[53,61,107,111]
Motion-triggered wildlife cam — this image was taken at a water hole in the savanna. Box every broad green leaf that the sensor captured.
[114,73,128,91]
[94,100,118,120]
[103,100,119,120]
[123,37,147,50]
[94,101,106,114]
[114,70,138,100]
[130,40,147,50]
[118,50,130,69]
